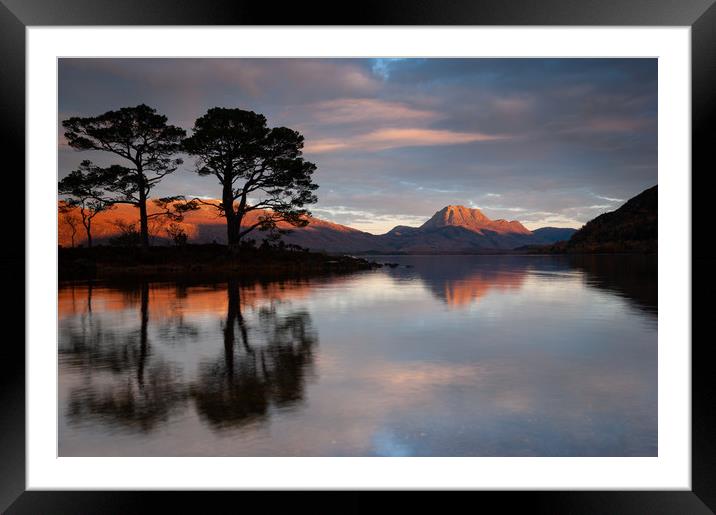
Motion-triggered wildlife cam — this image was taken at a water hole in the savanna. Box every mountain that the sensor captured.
[278,217,383,253]
[369,205,573,253]
[565,185,657,253]
[374,206,534,252]
[531,227,577,243]
[420,205,533,235]
[57,203,384,251]
[384,225,422,238]
[58,202,576,253]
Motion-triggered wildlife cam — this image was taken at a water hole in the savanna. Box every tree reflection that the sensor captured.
[66,363,188,433]
[63,281,188,432]
[61,278,319,435]
[192,279,317,430]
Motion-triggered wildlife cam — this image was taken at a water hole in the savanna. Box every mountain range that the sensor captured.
[58,202,576,253]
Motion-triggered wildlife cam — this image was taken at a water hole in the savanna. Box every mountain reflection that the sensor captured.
[383,256,531,308]
[442,270,526,306]
[383,254,656,316]
[192,279,317,430]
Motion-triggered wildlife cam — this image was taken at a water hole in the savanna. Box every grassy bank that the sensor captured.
[59,244,382,280]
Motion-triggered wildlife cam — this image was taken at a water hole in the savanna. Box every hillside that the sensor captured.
[566,185,657,253]
[532,227,578,243]
[58,202,576,253]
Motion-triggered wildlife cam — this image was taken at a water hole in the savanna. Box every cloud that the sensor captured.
[553,116,653,135]
[595,194,625,203]
[307,128,506,154]
[479,205,527,213]
[308,98,438,125]
[311,205,428,234]
[520,214,586,230]
[492,96,534,116]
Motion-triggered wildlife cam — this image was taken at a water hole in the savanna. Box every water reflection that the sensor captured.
[392,256,529,307]
[62,283,189,432]
[59,255,657,456]
[569,254,657,315]
[382,255,656,317]
[193,279,317,430]
[60,278,318,435]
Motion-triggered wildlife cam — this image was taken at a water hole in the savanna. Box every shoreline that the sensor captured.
[353,251,657,256]
[58,244,656,283]
[58,245,383,281]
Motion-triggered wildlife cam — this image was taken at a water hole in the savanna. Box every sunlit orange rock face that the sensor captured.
[56,201,365,247]
[377,205,539,252]
[421,205,532,235]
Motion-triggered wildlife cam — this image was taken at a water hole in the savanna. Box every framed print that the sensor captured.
[2,0,714,512]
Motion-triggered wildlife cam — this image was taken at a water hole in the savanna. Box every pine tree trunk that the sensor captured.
[137,170,150,249]
[138,196,149,249]
[228,222,241,255]
[223,186,241,255]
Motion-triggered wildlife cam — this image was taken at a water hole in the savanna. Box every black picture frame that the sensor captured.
[2,1,713,512]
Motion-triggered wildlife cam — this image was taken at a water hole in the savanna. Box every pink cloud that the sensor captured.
[310,98,438,125]
[307,127,506,153]
[308,140,351,153]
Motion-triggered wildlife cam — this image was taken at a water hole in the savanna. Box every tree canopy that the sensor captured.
[62,104,186,248]
[182,107,318,248]
[58,160,115,248]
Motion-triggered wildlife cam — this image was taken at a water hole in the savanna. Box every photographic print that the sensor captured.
[57,58,657,457]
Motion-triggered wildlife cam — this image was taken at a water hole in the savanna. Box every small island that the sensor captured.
[59,243,381,280]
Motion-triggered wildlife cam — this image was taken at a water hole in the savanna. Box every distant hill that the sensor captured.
[531,227,577,244]
[566,185,657,253]
[58,202,577,253]
[57,203,384,252]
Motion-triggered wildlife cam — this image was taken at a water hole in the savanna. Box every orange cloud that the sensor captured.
[307,127,506,154]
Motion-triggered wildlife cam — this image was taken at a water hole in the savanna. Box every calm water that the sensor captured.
[58,255,657,457]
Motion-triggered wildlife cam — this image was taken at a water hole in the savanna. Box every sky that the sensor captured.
[58,58,657,234]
